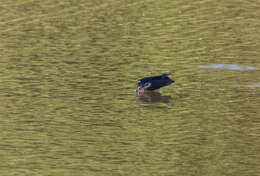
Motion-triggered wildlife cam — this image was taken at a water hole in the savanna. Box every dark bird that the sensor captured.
[136,73,174,92]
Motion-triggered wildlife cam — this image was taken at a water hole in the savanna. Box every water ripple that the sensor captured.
[199,64,256,70]
[248,83,260,88]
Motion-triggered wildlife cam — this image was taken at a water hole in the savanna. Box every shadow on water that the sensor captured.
[136,91,172,103]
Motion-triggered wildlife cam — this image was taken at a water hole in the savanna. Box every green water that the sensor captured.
[0,0,259,175]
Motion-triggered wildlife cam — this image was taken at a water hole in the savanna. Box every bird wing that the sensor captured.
[143,82,152,89]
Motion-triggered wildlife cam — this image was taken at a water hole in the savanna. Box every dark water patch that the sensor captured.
[199,64,256,70]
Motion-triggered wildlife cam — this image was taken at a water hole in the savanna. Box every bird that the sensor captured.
[136,73,174,93]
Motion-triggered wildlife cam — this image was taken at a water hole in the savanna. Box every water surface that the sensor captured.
[0,0,259,176]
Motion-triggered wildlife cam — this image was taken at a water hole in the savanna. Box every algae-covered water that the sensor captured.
[0,0,259,176]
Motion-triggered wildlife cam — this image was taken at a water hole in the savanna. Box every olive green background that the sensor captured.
[0,0,259,176]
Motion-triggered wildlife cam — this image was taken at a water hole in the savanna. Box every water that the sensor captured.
[199,64,256,70]
[0,0,259,176]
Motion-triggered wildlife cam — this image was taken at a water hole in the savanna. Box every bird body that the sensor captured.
[136,73,174,92]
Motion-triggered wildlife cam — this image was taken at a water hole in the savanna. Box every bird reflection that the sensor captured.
[136,91,171,103]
